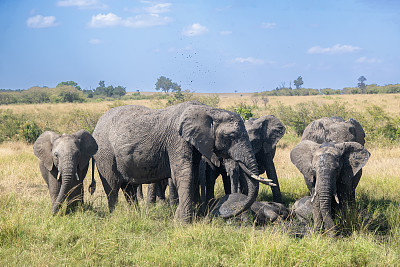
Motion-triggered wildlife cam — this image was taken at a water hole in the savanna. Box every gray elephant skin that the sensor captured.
[144,115,285,214]
[290,140,370,233]
[92,101,270,222]
[301,116,365,145]
[33,130,98,214]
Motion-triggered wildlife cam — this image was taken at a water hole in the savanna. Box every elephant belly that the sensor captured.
[116,152,171,185]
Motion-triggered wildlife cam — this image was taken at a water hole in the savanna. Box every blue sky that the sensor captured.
[0,0,399,93]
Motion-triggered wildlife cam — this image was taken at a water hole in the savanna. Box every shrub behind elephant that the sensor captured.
[33,130,98,214]
[92,101,272,222]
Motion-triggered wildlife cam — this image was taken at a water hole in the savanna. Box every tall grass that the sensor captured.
[1,140,400,266]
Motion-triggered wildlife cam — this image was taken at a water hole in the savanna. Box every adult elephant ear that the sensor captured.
[73,130,98,171]
[290,140,319,190]
[335,142,370,185]
[178,106,220,167]
[261,115,286,155]
[33,131,61,171]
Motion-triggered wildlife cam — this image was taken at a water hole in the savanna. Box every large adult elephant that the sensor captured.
[33,130,98,214]
[92,101,272,222]
[200,115,285,209]
[290,141,370,233]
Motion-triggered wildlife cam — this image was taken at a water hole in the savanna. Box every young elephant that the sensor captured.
[290,141,370,233]
[33,130,98,214]
[211,193,289,224]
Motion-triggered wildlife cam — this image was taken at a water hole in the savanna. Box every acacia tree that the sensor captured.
[293,76,304,89]
[57,81,81,90]
[358,76,367,94]
[155,76,180,94]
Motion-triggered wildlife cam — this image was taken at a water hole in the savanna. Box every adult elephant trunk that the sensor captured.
[214,143,260,218]
[52,163,77,215]
[316,175,336,233]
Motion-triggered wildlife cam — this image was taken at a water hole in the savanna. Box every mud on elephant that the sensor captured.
[92,101,272,222]
[33,130,98,214]
[290,140,370,233]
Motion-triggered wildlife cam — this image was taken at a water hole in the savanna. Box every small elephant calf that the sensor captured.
[33,130,98,214]
[211,193,289,224]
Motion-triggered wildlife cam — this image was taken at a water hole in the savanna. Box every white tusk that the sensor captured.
[76,173,80,181]
[57,172,61,181]
[311,190,317,203]
[334,194,340,204]
[237,162,275,186]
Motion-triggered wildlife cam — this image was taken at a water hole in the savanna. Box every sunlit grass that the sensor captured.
[1,140,399,265]
[1,94,400,265]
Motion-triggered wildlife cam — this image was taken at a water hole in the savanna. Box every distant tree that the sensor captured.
[155,76,179,94]
[294,76,304,89]
[358,76,367,94]
[113,86,127,97]
[57,81,81,90]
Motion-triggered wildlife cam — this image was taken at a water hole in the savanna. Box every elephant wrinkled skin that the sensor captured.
[92,101,268,222]
[290,141,370,233]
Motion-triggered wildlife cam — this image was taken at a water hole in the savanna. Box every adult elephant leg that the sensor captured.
[136,184,144,200]
[264,155,283,203]
[168,178,179,206]
[96,159,120,212]
[147,183,157,204]
[121,181,139,206]
[171,152,200,223]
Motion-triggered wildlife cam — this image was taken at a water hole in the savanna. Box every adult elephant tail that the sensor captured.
[88,157,96,195]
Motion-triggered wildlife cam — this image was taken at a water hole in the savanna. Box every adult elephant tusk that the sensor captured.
[57,171,61,181]
[76,173,80,181]
[311,190,317,203]
[334,193,339,204]
[237,162,275,186]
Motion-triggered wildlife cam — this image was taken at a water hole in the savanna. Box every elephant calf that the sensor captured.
[33,130,98,214]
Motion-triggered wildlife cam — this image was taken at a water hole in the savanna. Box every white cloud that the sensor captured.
[220,30,232,35]
[356,56,382,64]
[261,22,276,29]
[144,3,172,14]
[234,57,264,65]
[88,12,171,28]
[27,15,58,28]
[89,38,102,44]
[57,0,107,9]
[182,23,208,36]
[307,44,362,54]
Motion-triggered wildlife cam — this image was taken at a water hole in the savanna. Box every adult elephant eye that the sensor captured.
[54,152,59,158]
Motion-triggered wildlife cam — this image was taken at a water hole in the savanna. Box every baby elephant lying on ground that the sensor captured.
[211,193,289,224]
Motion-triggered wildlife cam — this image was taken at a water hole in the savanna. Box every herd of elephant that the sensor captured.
[33,101,370,235]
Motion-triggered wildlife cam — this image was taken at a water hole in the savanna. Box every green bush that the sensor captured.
[0,110,24,143]
[63,110,102,134]
[227,102,255,120]
[20,121,42,143]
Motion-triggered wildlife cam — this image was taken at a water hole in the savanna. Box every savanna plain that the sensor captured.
[1,93,400,266]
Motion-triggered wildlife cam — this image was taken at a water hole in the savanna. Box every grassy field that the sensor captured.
[1,94,400,266]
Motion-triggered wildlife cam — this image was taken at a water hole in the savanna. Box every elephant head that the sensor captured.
[245,115,285,202]
[179,104,273,218]
[301,117,365,145]
[33,130,98,214]
[290,140,370,233]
